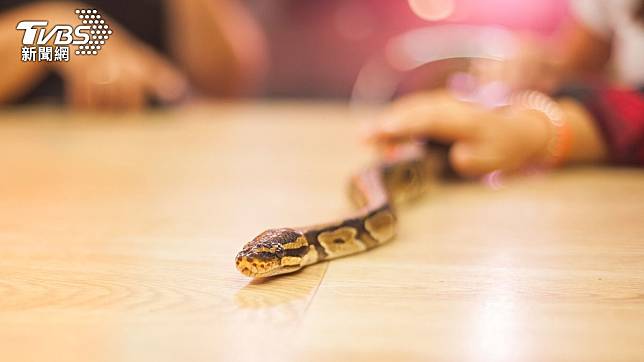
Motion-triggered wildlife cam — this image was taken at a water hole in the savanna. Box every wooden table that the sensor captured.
[1,102,643,362]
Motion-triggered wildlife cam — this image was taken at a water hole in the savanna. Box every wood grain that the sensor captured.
[0,102,643,362]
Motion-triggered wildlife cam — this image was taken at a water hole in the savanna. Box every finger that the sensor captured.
[66,76,91,109]
[83,75,109,110]
[110,76,145,112]
[141,50,189,104]
[449,141,504,178]
[104,58,146,111]
[78,79,104,110]
[80,61,120,111]
[94,82,116,111]
[370,94,481,143]
[120,79,145,111]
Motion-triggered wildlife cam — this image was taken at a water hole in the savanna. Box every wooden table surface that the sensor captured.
[1,102,643,362]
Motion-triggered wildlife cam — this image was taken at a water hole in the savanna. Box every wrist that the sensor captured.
[516,108,555,166]
[558,98,608,163]
[508,90,573,168]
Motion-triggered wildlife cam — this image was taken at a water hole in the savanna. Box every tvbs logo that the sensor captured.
[16,9,111,62]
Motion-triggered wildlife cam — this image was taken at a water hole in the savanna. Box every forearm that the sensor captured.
[558,87,644,165]
[547,20,612,85]
[0,2,88,103]
[165,0,266,96]
[559,98,608,164]
[0,4,48,103]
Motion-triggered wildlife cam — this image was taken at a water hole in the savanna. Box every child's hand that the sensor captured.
[52,27,188,111]
[367,90,553,177]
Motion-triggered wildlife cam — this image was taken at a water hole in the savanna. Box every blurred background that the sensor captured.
[0,0,582,104]
[2,0,642,172]
[251,0,568,98]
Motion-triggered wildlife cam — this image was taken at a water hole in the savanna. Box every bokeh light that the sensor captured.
[408,0,455,21]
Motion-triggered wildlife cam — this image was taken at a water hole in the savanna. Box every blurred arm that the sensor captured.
[0,3,51,103]
[496,7,613,92]
[367,90,610,177]
[550,18,612,83]
[557,98,608,164]
[0,2,91,104]
[559,87,644,166]
[165,0,267,97]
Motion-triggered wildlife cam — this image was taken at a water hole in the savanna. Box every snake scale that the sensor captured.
[235,143,448,278]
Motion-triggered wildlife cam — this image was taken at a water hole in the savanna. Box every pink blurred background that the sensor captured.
[251,0,571,97]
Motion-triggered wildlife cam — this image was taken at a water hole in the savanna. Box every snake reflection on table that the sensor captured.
[235,143,448,278]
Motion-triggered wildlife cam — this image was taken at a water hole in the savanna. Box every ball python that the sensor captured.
[235,142,448,278]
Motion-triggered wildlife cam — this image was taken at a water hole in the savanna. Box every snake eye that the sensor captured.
[274,243,286,258]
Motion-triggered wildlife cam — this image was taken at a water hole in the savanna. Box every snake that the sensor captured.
[235,142,448,278]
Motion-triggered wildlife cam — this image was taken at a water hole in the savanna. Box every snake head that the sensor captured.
[235,228,307,278]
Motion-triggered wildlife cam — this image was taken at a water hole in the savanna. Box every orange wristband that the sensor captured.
[510,90,573,168]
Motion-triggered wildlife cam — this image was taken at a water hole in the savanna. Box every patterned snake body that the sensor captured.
[235,144,446,278]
